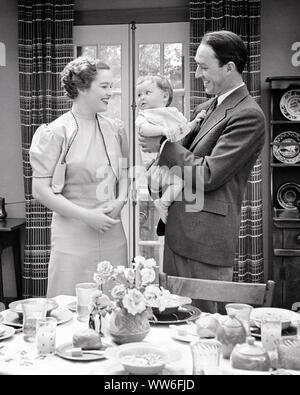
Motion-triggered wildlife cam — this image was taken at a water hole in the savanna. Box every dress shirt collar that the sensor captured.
[217,83,245,106]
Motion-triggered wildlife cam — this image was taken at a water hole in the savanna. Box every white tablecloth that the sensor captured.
[0,296,298,375]
[0,295,194,375]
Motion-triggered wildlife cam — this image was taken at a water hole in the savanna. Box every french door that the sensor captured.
[73,23,190,268]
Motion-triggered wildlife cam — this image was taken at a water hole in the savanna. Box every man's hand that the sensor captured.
[138,133,161,153]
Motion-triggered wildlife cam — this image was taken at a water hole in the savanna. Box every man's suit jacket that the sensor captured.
[158,85,266,267]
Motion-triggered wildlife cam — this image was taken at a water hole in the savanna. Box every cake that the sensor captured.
[72,329,102,350]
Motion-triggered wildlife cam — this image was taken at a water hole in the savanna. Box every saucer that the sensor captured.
[0,307,73,327]
[0,325,15,341]
[169,324,198,343]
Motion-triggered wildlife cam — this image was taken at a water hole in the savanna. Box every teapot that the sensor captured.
[230,336,271,371]
[216,312,246,359]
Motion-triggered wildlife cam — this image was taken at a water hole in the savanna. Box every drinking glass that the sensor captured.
[190,339,222,375]
[225,303,253,335]
[22,298,47,342]
[75,282,97,322]
[261,316,282,367]
[36,317,57,355]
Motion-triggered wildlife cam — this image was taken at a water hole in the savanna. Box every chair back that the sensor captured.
[159,273,275,307]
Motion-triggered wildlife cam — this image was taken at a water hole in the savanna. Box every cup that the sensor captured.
[22,298,47,342]
[190,339,222,375]
[36,317,57,355]
[75,282,97,322]
[225,303,253,335]
[261,316,282,367]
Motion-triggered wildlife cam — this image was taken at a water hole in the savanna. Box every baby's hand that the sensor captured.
[195,110,207,122]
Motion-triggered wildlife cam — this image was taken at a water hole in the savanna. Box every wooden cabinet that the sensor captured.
[266,76,300,309]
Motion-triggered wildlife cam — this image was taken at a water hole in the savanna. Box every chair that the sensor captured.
[159,273,275,307]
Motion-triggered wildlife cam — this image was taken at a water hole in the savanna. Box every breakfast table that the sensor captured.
[0,295,299,375]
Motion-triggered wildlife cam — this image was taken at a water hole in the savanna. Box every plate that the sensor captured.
[169,324,198,343]
[0,325,15,341]
[55,342,106,361]
[66,301,76,312]
[273,131,300,164]
[250,307,300,330]
[0,307,73,327]
[276,182,300,210]
[280,89,300,121]
[149,305,201,325]
[9,298,58,317]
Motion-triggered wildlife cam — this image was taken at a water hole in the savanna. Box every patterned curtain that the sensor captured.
[189,0,264,283]
[18,1,74,297]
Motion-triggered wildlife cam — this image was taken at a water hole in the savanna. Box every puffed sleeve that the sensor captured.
[29,124,64,178]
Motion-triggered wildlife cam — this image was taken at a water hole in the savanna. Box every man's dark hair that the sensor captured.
[201,30,248,74]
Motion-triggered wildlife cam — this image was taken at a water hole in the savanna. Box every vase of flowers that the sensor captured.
[92,256,159,344]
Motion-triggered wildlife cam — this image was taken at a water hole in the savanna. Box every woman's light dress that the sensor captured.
[30,110,129,297]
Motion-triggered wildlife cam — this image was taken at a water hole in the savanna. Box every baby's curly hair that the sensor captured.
[61,57,110,99]
[136,75,173,106]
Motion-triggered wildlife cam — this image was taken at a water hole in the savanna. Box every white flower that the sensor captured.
[111,284,126,300]
[156,297,168,312]
[122,289,146,316]
[144,284,161,300]
[124,268,135,284]
[140,267,156,285]
[133,256,146,268]
[114,265,125,274]
[143,258,157,268]
[97,261,113,277]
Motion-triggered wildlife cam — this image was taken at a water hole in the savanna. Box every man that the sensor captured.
[138,30,266,312]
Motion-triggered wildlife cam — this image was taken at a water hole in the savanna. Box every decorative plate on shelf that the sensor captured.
[280,89,300,121]
[276,182,300,210]
[273,131,300,163]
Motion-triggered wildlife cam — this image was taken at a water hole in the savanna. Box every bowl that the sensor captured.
[250,307,299,330]
[105,342,170,375]
[148,295,192,317]
[9,298,58,318]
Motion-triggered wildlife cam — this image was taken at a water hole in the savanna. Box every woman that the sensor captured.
[29,57,129,297]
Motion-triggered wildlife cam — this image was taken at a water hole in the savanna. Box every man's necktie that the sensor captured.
[185,96,218,149]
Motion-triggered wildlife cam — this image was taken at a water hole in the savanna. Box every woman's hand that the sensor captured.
[82,206,120,233]
[101,200,126,219]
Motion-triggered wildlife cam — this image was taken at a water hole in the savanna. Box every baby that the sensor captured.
[136,75,206,223]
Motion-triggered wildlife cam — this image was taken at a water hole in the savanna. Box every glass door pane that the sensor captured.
[134,23,189,270]
[73,23,189,269]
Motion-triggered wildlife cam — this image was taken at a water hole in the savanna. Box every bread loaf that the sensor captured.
[72,329,102,350]
[278,338,300,371]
